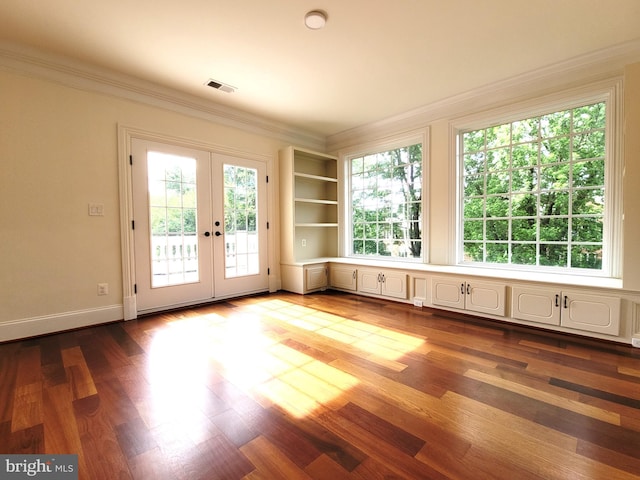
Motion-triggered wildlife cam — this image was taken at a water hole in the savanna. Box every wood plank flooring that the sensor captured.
[1,291,639,479]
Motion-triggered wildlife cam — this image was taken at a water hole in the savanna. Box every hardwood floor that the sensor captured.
[1,291,639,479]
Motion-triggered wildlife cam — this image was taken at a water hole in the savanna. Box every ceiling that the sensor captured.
[1,0,640,137]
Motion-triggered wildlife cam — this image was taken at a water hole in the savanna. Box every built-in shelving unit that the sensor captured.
[279,146,339,293]
[280,146,339,264]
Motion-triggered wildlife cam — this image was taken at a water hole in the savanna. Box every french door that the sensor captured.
[131,139,268,312]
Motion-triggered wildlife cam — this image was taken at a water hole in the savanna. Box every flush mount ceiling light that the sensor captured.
[304,10,327,30]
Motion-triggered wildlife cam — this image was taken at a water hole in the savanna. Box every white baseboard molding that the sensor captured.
[0,305,124,342]
[123,296,137,321]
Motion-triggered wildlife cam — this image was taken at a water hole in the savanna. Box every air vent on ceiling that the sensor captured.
[205,78,236,93]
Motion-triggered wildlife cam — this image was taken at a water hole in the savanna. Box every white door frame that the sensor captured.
[117,125,277,320]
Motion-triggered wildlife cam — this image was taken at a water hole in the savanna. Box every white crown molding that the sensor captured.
[0,41,326,151]
[327,39,640,152]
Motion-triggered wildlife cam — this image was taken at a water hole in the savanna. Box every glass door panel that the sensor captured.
[224,164,260,278]
[148,152,199,287]
[213,155,268,297]
[132,139,213,312]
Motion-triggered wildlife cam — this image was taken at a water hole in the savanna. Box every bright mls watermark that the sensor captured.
[1,455,78,479]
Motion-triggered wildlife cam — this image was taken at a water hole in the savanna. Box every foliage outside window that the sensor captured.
[461,102,607,271]
[148,153,198,286]
[351,144,422,260]
[223,165,259,277]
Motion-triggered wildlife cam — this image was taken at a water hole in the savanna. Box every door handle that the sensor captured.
[203,231,211,237]
[215,221,220,226]
[215,231,222,237]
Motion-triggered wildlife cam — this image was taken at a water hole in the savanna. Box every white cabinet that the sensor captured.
[510,286,559,326]
[330,265,357,291]
[432,276,506,316]
[281,263,328,294]
[305,264,329,292]
[512,286,620,335]
[357,268,407,300]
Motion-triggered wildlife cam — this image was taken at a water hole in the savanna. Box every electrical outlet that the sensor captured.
[632,337,640,348]
[97,283,109,296]
[301,239,307,247]
[413,298,424,308]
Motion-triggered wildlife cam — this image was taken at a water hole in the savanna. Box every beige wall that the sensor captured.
[427,119,452,265]
[623,62,640,291]
[0,70,286,325]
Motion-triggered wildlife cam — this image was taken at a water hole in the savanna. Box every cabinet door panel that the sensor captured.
[358,268,381,295]
[561,291,620,335]
[305,265,328,292]
[432,277,465,309]
[467,282,506,316]
[382,272,408,300]
[330,266,357,291]
[511,286,560,325]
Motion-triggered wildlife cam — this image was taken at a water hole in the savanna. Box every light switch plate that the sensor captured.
[89,203,104,216]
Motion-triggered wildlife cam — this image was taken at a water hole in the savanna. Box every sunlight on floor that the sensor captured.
[248,299,425,361]
[147,319,214,435]
[147,299,425,419]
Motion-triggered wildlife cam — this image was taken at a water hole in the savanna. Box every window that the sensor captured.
[459,96,617,275]
[349,142,423,260]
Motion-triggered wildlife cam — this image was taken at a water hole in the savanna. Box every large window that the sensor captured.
[459,99,614,274]
[350,143,423,260]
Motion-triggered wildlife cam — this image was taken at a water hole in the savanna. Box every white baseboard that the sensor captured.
[0,305,124,342]
[123,296,137,320]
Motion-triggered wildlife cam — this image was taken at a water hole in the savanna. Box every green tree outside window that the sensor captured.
[461,102,606,270]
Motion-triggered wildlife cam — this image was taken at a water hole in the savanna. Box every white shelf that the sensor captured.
[294,172,338,183]
[295,198,338,205]
[295,223,339,227]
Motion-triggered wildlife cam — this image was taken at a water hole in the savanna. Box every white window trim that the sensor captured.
[448,78,623,278]
[339,128,430,263]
